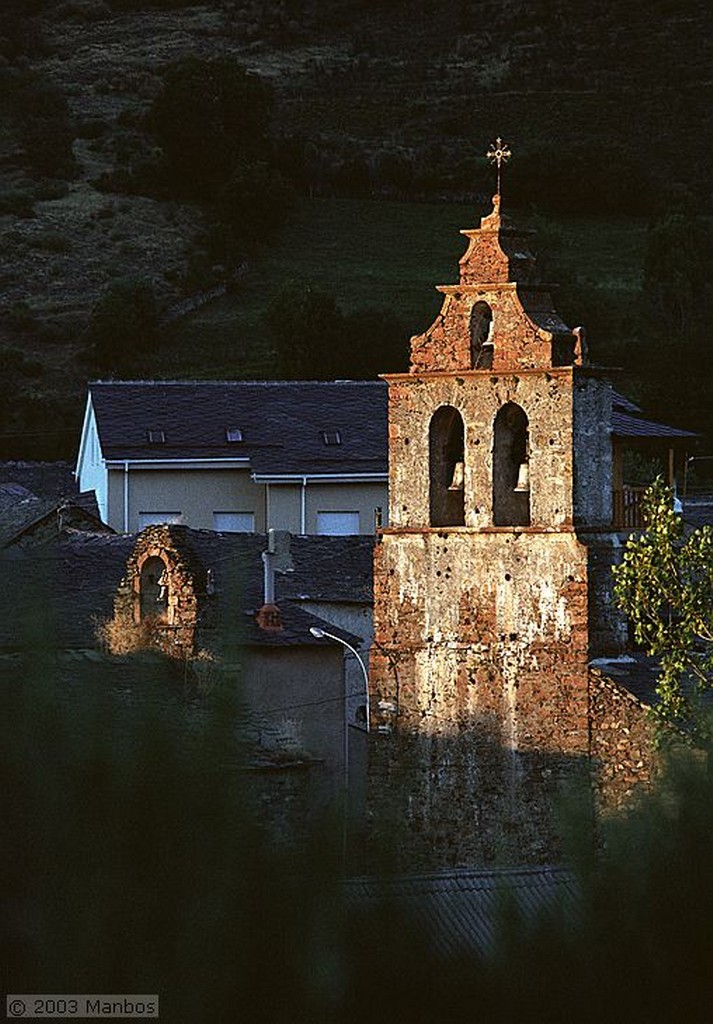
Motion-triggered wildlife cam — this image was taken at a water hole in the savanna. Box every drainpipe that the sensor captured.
[123,460,130,533]
[300,475,307,535]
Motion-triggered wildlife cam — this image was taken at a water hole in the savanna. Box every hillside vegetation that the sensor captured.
[0,0,710,457]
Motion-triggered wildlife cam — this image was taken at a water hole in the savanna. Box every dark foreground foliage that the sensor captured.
[2,653,713,1023]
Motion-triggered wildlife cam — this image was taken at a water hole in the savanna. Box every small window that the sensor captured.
[138,512,182,530]
[321,431,342,446]
[226,428,243,442]
[213,512,255,533]
[316,511,360,535]
[146,429,166,444]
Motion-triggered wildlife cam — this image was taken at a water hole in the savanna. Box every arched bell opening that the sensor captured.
[429,405,465,527]
[493,403,530,527]
[139,555,169,621]
[470,301,494,369]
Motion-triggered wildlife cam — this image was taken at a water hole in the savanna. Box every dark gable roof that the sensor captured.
[612,409,698,441]
[0,533,135,651]
[0,461,78,500]
[343,866,578,960]
[0,529,370,652]
[611,391,698,442]
[0,485,107,549]
[89,381,388,475]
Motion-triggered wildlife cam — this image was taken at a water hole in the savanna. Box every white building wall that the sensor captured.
[75,401,108,521]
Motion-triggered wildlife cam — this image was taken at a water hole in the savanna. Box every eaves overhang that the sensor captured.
[105,457,252,470]
[251,472,388,484]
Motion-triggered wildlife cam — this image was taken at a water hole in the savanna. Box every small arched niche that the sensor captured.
[429,405,465,527]
[139,555,168,621]
[493,403,530,527]
[470,301,494,369]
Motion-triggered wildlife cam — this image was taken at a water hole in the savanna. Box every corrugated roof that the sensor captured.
[343,866,578,960]
[89,380,388,476]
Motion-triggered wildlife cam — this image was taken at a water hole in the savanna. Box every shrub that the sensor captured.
[86,277,158,371]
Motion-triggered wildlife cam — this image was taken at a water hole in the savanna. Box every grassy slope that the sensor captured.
[153,197,646,381]
[1,0,705,455]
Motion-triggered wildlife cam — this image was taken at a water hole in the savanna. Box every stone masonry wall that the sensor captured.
[589,668,658,812]
[386,370,577,530]
[368,529,592,868]
[410,285,558,375]
[109,525,204,658]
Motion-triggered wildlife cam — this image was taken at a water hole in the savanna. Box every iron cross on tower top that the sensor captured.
[487,137,511,196]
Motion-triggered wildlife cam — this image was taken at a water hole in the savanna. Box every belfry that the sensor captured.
[367,143,650,867]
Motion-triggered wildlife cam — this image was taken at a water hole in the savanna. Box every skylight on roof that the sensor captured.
[226,428,243,442]
[146,429,166,444]
[322,430,342,446]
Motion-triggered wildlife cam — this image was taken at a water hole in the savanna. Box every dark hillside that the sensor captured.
[0,0,710,456]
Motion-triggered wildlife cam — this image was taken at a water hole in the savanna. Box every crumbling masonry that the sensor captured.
[368,194,656,868]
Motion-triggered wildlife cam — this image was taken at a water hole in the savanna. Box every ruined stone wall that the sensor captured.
[387,370,576,530]
[589,668,658,813]
[109,525,205,658]
[368,529,591,868]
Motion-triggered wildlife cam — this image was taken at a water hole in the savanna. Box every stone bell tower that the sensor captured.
[368,144,621,868]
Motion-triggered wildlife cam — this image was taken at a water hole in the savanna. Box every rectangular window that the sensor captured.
[316,511,360,536]
[213,511,255,533]
[138,512,182,530]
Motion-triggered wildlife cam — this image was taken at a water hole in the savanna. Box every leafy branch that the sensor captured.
[613,478,713,736]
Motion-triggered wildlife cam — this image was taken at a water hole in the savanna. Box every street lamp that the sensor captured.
[309,626,370,732]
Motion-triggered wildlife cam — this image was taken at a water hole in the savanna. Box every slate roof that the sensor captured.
[612,409,698,441]
[0,533,135,650]
[0,528,370,652]
[88,380,388,476]
[0,484,107,549]
[343,866,578,960]
[0,460,78,500]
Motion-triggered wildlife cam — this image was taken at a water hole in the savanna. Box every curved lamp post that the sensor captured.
[309,626,370,732]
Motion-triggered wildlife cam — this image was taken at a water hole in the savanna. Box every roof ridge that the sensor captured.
[90,379,386,387]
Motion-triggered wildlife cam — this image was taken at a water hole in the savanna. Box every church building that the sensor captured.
[367,153,659,867]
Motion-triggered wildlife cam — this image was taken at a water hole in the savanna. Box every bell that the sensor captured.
[448,461,465,491]
[514,462,530,493]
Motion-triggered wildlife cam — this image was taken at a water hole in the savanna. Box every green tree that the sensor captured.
[613,478,713,734]
[147,57,274,200]
[265,279,345,379]
[213,158,293,250]
[87,277,158,372]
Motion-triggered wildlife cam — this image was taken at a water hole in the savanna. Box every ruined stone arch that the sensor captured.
[429,405,465,527]
[492,402,530,527]
[470,301,493,369]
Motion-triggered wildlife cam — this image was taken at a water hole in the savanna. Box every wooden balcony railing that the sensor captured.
[612,486,648,529]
